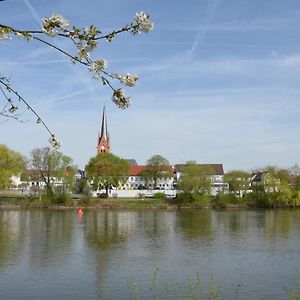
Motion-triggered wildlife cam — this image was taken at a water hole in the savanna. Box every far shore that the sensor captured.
[0,194,299,210]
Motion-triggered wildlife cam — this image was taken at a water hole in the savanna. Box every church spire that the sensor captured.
[97,106,110,154]
[100,106,108,140]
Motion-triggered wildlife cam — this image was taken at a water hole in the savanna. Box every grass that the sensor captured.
[125,269,221,300]
[1,192,300,210]
[85,197,169,209]
[0,194,170,209]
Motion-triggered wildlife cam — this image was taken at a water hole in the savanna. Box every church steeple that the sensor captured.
[97,106,110,154]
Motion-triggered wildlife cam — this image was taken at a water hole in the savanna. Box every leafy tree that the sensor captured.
[289,164,300,192]
[141,154,172,188]
[249,166,295,207]
[29,147,76,198]
[177,162,213,204]
[0,9,153,147]
[0,144,25,190]
[224,170,250,197]
[85,153,129,197]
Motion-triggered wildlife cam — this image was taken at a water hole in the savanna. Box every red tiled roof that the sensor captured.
[129,165,146,176]
[129,165,173,176]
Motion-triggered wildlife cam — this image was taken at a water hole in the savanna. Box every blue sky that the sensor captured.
[1,0,300,171]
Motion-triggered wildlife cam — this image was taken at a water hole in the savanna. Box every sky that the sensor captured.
[1,0,300,171]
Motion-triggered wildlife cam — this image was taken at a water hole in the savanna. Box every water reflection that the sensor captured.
[82,211,134,299]
[264,210,292,237]
[213,210,250,237]
[26,210,74,270]
[0,210,24,267]
[83,211,130,250]
[176,210,213,238]
[0,209,300,300]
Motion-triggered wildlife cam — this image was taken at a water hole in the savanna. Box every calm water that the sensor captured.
[0,209,300,299]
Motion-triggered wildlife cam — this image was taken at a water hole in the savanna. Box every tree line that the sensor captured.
[0,145,173,202]
[2,144,300,208]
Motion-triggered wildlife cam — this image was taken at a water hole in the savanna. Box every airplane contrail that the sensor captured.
[187,0,219,60]
[23,0,41,25]
[177,0,219,92]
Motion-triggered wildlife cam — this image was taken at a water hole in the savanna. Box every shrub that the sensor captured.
[176,192,210,207]
[213,193,245,208]
[245,192,272,208]
[78,196,91,206]
[287,191,300,207]
[154,192,165,199]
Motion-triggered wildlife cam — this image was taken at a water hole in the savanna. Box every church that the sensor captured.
[94,107,227,197]
[97,106,110,154]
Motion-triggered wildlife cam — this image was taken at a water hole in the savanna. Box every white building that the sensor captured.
[173,164,228,196]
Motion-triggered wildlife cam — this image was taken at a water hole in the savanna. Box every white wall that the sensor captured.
[92,189,176,198]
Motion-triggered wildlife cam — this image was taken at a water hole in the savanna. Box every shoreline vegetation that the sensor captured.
[1,192,300,210]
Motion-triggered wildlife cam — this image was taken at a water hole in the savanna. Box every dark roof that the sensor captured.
[21,169,71,181]
[174,164,224,175]
[126,159,138,166]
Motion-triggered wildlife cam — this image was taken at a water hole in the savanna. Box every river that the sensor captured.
[0,209,299,299]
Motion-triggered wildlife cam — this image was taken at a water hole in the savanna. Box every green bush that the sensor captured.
[288,192,300,207]
[154,192,165,199]
[213,193,246,208]
[176,192,210,207]
[245,192,272,208]
[175,192,194,204]
[78,196,91,206]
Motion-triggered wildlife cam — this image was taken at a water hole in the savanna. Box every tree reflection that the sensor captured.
[136,211,175,239]
[83,211,129,250]
[176,210,212,239]
[264,210,292,238]
[214,211,248,236]
[82,211,131,298]
[27,210,74,269]
[0,211,25,267]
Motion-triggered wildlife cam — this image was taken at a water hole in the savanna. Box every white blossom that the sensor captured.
[89,59,107,72]
[76,42,91,58]
[49,134,61,149]
[120,74,138,87]
[42,26,57,37]
[112,89,131,109]
[132,11,154,34]
[0,33,11,40]
[0,27,12,40]
[42,13,70,36]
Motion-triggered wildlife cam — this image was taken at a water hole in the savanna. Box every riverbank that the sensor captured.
[0,194,299,210]
[0,195,172,209]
